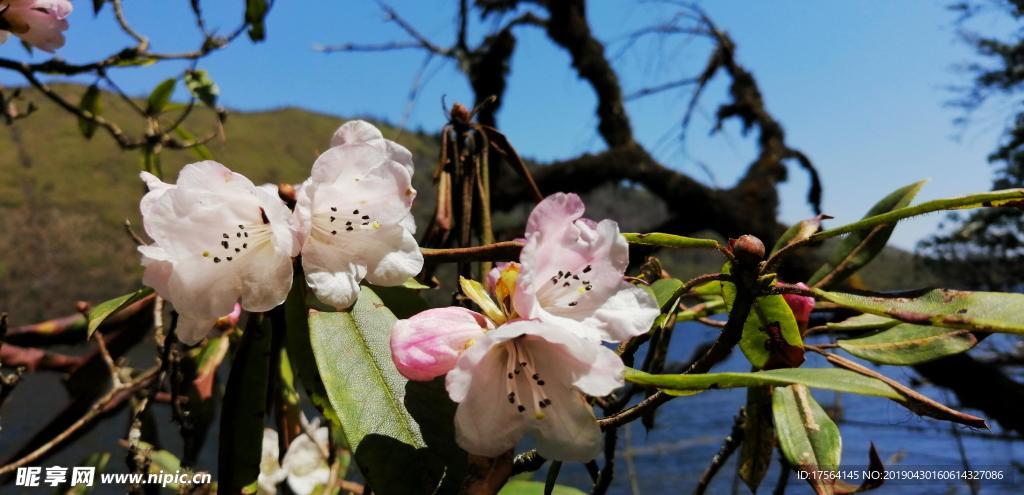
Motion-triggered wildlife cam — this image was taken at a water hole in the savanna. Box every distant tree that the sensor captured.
[920,0,1024,290]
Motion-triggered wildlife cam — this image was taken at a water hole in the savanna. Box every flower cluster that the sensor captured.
[0,0,72,52]
[390,193,659,461]
[138,121,422,344]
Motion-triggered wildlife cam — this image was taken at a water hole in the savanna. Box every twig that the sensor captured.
[694,410,745,495]
[110,0,149,49]
[420,240,525,262]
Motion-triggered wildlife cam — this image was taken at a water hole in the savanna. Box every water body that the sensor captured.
[2,323,1022,494]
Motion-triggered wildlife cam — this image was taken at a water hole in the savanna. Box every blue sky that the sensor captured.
[2,0,1015,248]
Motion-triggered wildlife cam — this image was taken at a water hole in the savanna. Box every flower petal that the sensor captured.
[449,343,530,457]
[330,120,414,175]
[282,427,330,495]
[391,307,490,381]
[362,225,424,286]
[513,193,657,343]
[582,282,660,341]
[302,248,364,310]
[529,386,602,462]
[176,314,219,346]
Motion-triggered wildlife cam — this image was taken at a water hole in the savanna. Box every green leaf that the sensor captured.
[625,368,902,400]
[218,313,273,493]
[808,180,925,288]
[822,313,897,332]
[368,284,430,319]
[773,385,842,495]
[738,387,774,493]
[498,480,586,495]
[310,286,461,494]
[172,127,212,159]
[739,294,804,369]
[245,0,269,41]
[650,278,683,309]
[814,287,1024,334]
[837,324,977,365]
[146,78,177,115]
[184,69,219,108]
[172,127,214,161]
[810,188,1024,243]
[86,287,153,337]
[771,214,827,255]
[720,261,804,369]
[622,232,720,250]
[78,84,102,139]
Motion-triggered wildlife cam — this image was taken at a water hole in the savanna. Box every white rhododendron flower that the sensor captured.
[391,193,659,461]
[295,120,422,309]
[0,0,72,52]
[513,193,659,343]
[281,427,331,495]
[258,427,331,495]
[138,161,299,344]
[257,429,287,495]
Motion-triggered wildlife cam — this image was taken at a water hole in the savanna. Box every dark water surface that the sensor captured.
[2,323,1022,494]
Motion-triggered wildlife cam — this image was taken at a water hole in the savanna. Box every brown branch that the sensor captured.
[0,344,87,373]
[420,240,525,262]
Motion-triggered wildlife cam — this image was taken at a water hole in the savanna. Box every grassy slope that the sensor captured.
[0,84,942,324]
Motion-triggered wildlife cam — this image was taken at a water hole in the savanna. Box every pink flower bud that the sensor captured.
[390,307,490,381]
[783,282,815,334]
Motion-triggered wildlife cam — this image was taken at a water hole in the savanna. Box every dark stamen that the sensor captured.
[583,265,592,273]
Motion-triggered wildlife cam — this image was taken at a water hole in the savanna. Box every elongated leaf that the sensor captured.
[173,127,214,161]
[218,313,273,493]
[740,294,804,369]
[771,214,827,254]
[622,232,720,250]
[78,84,102,139]
[809,181,925,288]
[814,288,1024,334]
[773,385,841,495]
[310,286,460,494]
[498,480,586,495]
[822,313,897,332]
[184,69,219,108]
[86,287,153,337]
[146,78,177,115]
[738,387,773,493]
[811,188,1024,243]
[837,324,977,365]
[625,368,901,400]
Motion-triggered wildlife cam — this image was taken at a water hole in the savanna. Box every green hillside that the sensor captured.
[0,84,943,324]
